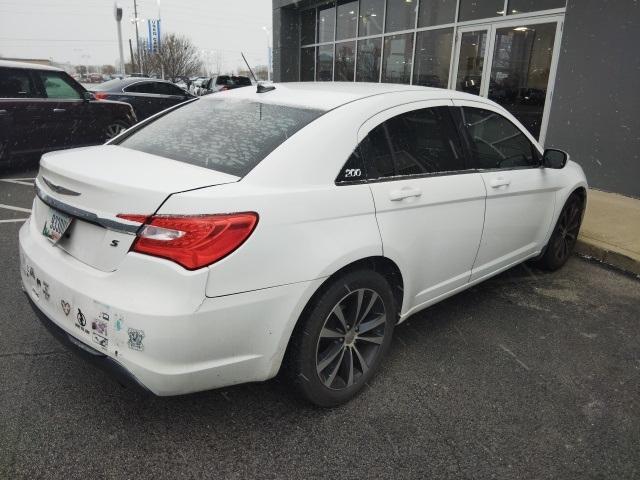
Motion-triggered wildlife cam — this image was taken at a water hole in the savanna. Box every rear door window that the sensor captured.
[0,67,38,98]
[117,98,324,177]
[154,82,186,96]
[124,82,156,94]
[360,106,466,180]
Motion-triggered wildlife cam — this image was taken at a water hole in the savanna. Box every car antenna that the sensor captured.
[241,52,275,94]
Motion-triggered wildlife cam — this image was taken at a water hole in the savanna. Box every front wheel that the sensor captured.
[286,270,397,407]
[535,192,585,271]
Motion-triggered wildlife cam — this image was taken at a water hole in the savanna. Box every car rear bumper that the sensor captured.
[25,292,152,394]
[19,219,322,396]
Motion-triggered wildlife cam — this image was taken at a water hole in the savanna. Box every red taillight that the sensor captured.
[117,213,258,270]
[93,92,109,100]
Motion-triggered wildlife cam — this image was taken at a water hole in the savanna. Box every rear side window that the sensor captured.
[461,107,540,169]
[118,98,324,177]
[154,82,185,96]
[124,82,155,94]
[38,71,82,99]
[0,68,38,98]
[234,76,252,86]
[360,106,465,180]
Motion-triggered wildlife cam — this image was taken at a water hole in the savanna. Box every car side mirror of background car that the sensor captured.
[542,148,568,169]
[83,91,95,102]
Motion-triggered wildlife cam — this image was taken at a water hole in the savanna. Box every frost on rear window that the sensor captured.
[118,98,324,177]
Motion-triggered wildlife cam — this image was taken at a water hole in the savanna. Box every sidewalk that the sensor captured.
[576,189,640,276]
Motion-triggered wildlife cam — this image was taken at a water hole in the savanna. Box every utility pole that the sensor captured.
[133,0,142,74]
[129,38,135,73]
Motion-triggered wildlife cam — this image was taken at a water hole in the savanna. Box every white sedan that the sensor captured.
[19,83,587,406]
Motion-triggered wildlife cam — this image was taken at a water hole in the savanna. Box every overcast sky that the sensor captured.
[0,0,272,72]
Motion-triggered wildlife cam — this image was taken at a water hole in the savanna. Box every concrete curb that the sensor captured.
[576,237,640,277]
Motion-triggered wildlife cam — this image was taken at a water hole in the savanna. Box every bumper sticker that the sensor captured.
[92,333,108,349]
[61,300,71,316]
[127,328,145,351]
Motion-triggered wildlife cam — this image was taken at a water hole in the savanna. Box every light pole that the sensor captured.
[114,3,125,76]
[262,26,272,81]
[132,0,143,74]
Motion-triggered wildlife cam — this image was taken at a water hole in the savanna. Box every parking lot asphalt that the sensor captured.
[0,164,639,480]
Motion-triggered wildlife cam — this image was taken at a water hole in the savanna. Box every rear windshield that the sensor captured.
[117,97,324,177]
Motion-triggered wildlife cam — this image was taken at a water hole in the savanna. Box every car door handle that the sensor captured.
[489,177,511,188]
[389,187,422,201]
[52,108,66,113]
[0,109,7,115]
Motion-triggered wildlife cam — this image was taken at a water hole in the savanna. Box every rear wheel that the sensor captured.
[536,192,585,271]
[104,121,128,140]
[286,270,397,407]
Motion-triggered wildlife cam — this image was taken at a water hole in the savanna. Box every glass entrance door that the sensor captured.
[488,22,559,140]
[450,18,562,142]
[453,29,490,96]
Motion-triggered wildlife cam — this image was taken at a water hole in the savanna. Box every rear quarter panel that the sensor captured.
[158,181,381,297]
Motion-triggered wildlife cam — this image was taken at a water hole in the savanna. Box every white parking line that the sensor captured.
[0,203,31,213]
[0,218,28,223]
[0,179,34,186]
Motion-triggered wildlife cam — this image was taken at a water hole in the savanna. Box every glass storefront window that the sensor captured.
[488,23,557,138]
[418,0,457,27]
[356,37,382,82]
[316,44,334,81]
[336,1,358,40]
[413,28,453,88]
[318,3,336,43]
[335,41,356,81]
[385,0,417,33]
[508,0,566,14]
[458,0,505,21]
[301,47,315,81]
[301,9,316,45]
[359,0,384,36]
[381,33,414,84]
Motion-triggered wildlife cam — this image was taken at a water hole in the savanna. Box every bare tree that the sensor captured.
[156,34,203,80]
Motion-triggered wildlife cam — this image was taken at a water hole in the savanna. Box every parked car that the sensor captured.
[188,77,208,95]
[91,78,195,121]
[0,60,136,164]
[19,83,587,407]
[198,75,252,95]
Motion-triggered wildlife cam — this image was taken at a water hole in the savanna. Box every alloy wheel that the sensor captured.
[315,288,387,390]
[553,197,582,261]
[105,123,126,139]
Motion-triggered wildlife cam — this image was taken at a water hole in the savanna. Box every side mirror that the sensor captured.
[83,91,95,102]
[542,148,568,169]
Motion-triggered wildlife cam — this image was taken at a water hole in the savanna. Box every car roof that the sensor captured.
[0,59,62,72]
[98,77,177,91]
[214,82,485,111]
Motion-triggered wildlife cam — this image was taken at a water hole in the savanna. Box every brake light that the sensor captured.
[94,92,109,100]
[117,213,258,270]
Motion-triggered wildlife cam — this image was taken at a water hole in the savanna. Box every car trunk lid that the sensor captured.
[34,145,239,272]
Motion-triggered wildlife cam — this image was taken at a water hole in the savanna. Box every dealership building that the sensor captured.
[272,0,639,198]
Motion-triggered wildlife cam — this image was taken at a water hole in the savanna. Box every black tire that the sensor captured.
[535,192,585,271]
[285,269,397,407]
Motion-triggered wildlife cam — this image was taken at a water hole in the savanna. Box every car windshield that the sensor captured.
[117,97,325,177]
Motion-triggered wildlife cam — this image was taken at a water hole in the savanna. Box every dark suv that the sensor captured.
[0,60,136,163]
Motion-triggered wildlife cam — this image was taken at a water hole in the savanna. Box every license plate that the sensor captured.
[42,207,72,243]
